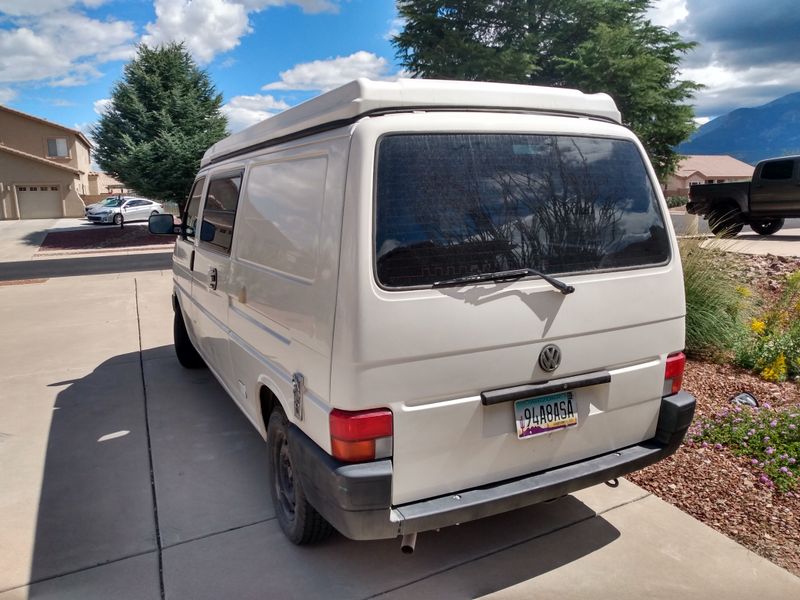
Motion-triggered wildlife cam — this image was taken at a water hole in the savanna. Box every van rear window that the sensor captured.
[375,134,670,288]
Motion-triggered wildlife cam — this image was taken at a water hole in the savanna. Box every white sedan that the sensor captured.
[86,197,166,225]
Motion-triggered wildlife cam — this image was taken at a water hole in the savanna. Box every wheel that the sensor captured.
[267,409,333,545]
[750,219,784,236]
[173,307,206,369]
[708,208,744,237]
[113,213,123,226]
[151,210,159,217]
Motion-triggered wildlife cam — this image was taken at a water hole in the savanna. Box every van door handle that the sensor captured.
[208,267,218,290]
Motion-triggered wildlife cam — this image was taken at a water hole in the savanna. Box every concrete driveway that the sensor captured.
[1,270,799,599]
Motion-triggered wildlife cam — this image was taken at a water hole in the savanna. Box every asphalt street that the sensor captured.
[0,252,172,282]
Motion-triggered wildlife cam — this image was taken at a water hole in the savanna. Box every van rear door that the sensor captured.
[333,127,685,506]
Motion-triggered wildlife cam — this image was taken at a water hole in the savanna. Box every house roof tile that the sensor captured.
[676,155,754,179]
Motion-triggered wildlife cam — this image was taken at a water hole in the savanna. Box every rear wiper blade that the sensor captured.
[433,268,575,294]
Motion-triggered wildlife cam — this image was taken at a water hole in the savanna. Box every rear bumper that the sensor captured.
[290,391,695,540]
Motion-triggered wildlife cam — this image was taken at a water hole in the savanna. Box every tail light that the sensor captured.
[663,352,686,396]
[329,408,393,462]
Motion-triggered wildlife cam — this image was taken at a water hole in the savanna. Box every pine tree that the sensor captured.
[393,0,700,178]
[92,43,228,204]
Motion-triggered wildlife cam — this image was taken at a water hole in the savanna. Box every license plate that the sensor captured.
[514,391,577,439]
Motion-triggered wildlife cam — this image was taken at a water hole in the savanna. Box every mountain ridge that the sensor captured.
[678,92,800,165]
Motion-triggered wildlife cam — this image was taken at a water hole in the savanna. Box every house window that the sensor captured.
[18,187,27,191]
[47,138,69,158]
[50,186,59,191]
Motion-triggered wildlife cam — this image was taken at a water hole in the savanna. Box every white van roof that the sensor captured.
[202,78,621,167]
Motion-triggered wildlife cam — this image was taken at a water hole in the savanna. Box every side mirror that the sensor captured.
[149,213,180,235]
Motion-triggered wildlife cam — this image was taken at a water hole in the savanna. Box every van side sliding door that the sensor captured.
[192,169,244,395]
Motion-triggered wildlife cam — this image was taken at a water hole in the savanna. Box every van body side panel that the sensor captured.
[227,134,350,450]
[332,113,686,505]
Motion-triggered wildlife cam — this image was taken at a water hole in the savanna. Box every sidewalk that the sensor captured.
[0,270,798,599]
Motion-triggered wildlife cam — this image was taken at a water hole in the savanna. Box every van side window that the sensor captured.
[199,172,243,254]
[183,177,206,239]
[760,160,794,180]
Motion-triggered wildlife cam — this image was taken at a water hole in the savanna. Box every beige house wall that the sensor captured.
[87,171,126,196]
[0,109,91,193]
[664,173,749,197]
[0,152,83,219]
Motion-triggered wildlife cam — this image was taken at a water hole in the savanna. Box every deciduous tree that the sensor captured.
[393,0,700,177]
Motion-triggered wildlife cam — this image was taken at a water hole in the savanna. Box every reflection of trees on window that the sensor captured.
[376,134,668,288]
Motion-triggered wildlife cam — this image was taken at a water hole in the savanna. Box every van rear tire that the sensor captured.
[174,308,206,369]
[267,409,333,545]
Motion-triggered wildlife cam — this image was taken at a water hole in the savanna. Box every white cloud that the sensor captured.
[0,87,17,104]
[693,116,711,126]
[383,16,405,41]
[142,0,339,65]
[646,0,689,28]
[0,0,107,17]
[93,98,112,115]
[142,0,252,65]
[0,10,136,85]
[239,0,338,12]
[221,93,290,132]
[263,51,401,92]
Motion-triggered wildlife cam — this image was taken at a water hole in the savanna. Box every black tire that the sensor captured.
[267,409,333,545]
[708,208,744,237]
[113,213,123,226]
[750,219,784,236]
[151,210,159,217]
[173,308,206,369]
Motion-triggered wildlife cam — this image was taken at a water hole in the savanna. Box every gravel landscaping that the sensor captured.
[629,251,800,577]
[38,224,175,252]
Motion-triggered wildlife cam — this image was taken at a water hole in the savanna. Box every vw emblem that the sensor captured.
[538,344,561,372]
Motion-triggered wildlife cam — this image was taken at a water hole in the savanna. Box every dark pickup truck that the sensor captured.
[686,155,800,236]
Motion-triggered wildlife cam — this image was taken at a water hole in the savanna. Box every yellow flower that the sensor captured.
[750,319,767,335]
[761,354,787,382]
[736,285,751,298]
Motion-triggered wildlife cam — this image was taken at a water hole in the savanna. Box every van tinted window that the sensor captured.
[375,134,670,288]
[200,172,242,253]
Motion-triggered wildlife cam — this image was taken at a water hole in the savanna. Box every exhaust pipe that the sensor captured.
[400,532,417,554]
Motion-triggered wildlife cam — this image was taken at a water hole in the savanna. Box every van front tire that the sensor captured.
[174,308,206,369]
[267,409,333,545]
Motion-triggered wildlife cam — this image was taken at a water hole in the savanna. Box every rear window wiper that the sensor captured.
[433,268,575,294]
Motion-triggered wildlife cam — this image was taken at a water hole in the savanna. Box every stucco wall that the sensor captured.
[0,109,90,180]
[0,151,82,219]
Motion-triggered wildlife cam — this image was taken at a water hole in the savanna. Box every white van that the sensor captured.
[150,78,695,551]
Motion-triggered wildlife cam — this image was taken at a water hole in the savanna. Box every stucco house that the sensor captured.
[0,104,93,219]
[663,155,754,198]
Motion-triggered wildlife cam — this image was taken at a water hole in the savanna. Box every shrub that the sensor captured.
[680,238,744,358]
[695,404,800,492]
[666,195,689,208]
[733,271,800,382]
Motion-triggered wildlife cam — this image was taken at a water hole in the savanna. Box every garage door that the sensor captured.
[17,186,63,219]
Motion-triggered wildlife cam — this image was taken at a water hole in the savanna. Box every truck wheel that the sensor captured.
[708,208,744,237]
[267,409,333,545]
[750,219,784,236]
[173,308,206,369]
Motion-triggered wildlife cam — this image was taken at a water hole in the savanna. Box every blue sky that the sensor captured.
[1,0,798,136]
